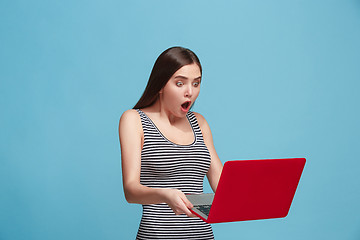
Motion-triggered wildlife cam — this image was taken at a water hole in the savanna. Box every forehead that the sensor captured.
[172,63,201,78]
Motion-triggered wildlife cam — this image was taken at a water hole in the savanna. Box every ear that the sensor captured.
[159,88,164,94]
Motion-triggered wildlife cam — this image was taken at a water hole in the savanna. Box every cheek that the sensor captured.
[163,87,181,103]
[162,85,175,96]
[194,88,201,98]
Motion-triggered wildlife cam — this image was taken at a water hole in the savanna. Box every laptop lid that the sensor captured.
[190,158,306,223]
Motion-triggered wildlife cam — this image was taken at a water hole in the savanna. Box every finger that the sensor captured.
[182,205,196,217]
[179,193,193,209]
[186,209,198,218]
[171,203,196,217]
[174,199,195,217]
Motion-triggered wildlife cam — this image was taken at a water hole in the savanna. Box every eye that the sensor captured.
[193,81,200,87]
[176,81,183,87]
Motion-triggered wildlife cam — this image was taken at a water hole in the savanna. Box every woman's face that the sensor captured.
[160,63,201,117]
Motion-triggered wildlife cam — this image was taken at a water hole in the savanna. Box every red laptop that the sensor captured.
[187,158,306,223]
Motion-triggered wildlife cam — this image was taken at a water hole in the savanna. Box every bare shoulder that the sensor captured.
[192,112,209,128]
[120,109,140,121]
[119,109,142,131]
[192,112,213,139]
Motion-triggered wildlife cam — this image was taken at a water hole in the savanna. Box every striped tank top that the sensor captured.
[136,109,214,240]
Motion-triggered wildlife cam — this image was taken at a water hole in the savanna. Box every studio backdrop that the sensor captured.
[1,1,359,239]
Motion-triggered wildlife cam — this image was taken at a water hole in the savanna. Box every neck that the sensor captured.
[146,100,183,125]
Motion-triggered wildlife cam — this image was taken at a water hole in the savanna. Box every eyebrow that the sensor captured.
[174,75,202,81]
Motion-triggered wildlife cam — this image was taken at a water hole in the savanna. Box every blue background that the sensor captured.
[1,0,359,239]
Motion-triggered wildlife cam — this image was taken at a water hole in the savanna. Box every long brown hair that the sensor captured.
[133,47,202,109]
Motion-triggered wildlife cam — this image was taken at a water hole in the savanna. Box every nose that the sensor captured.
[185,85,193,98]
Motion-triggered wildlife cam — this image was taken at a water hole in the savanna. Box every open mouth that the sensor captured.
[181,101,191,112]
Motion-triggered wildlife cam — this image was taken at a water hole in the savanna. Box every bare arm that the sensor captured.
[119,109,195,216]
[194,112,223,192]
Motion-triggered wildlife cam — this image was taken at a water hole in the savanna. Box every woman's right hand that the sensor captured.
[160,188,197,217]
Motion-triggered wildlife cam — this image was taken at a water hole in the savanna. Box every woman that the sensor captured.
[119,47,223,239]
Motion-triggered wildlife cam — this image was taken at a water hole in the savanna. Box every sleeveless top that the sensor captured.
[135,109,214,240]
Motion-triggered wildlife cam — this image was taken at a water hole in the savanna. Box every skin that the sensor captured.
[119,63,223,217]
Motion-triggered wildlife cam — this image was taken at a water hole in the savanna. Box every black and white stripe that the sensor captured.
[135,109,214,240]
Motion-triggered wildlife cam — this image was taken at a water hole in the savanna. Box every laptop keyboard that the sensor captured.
[196,205,212,216]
